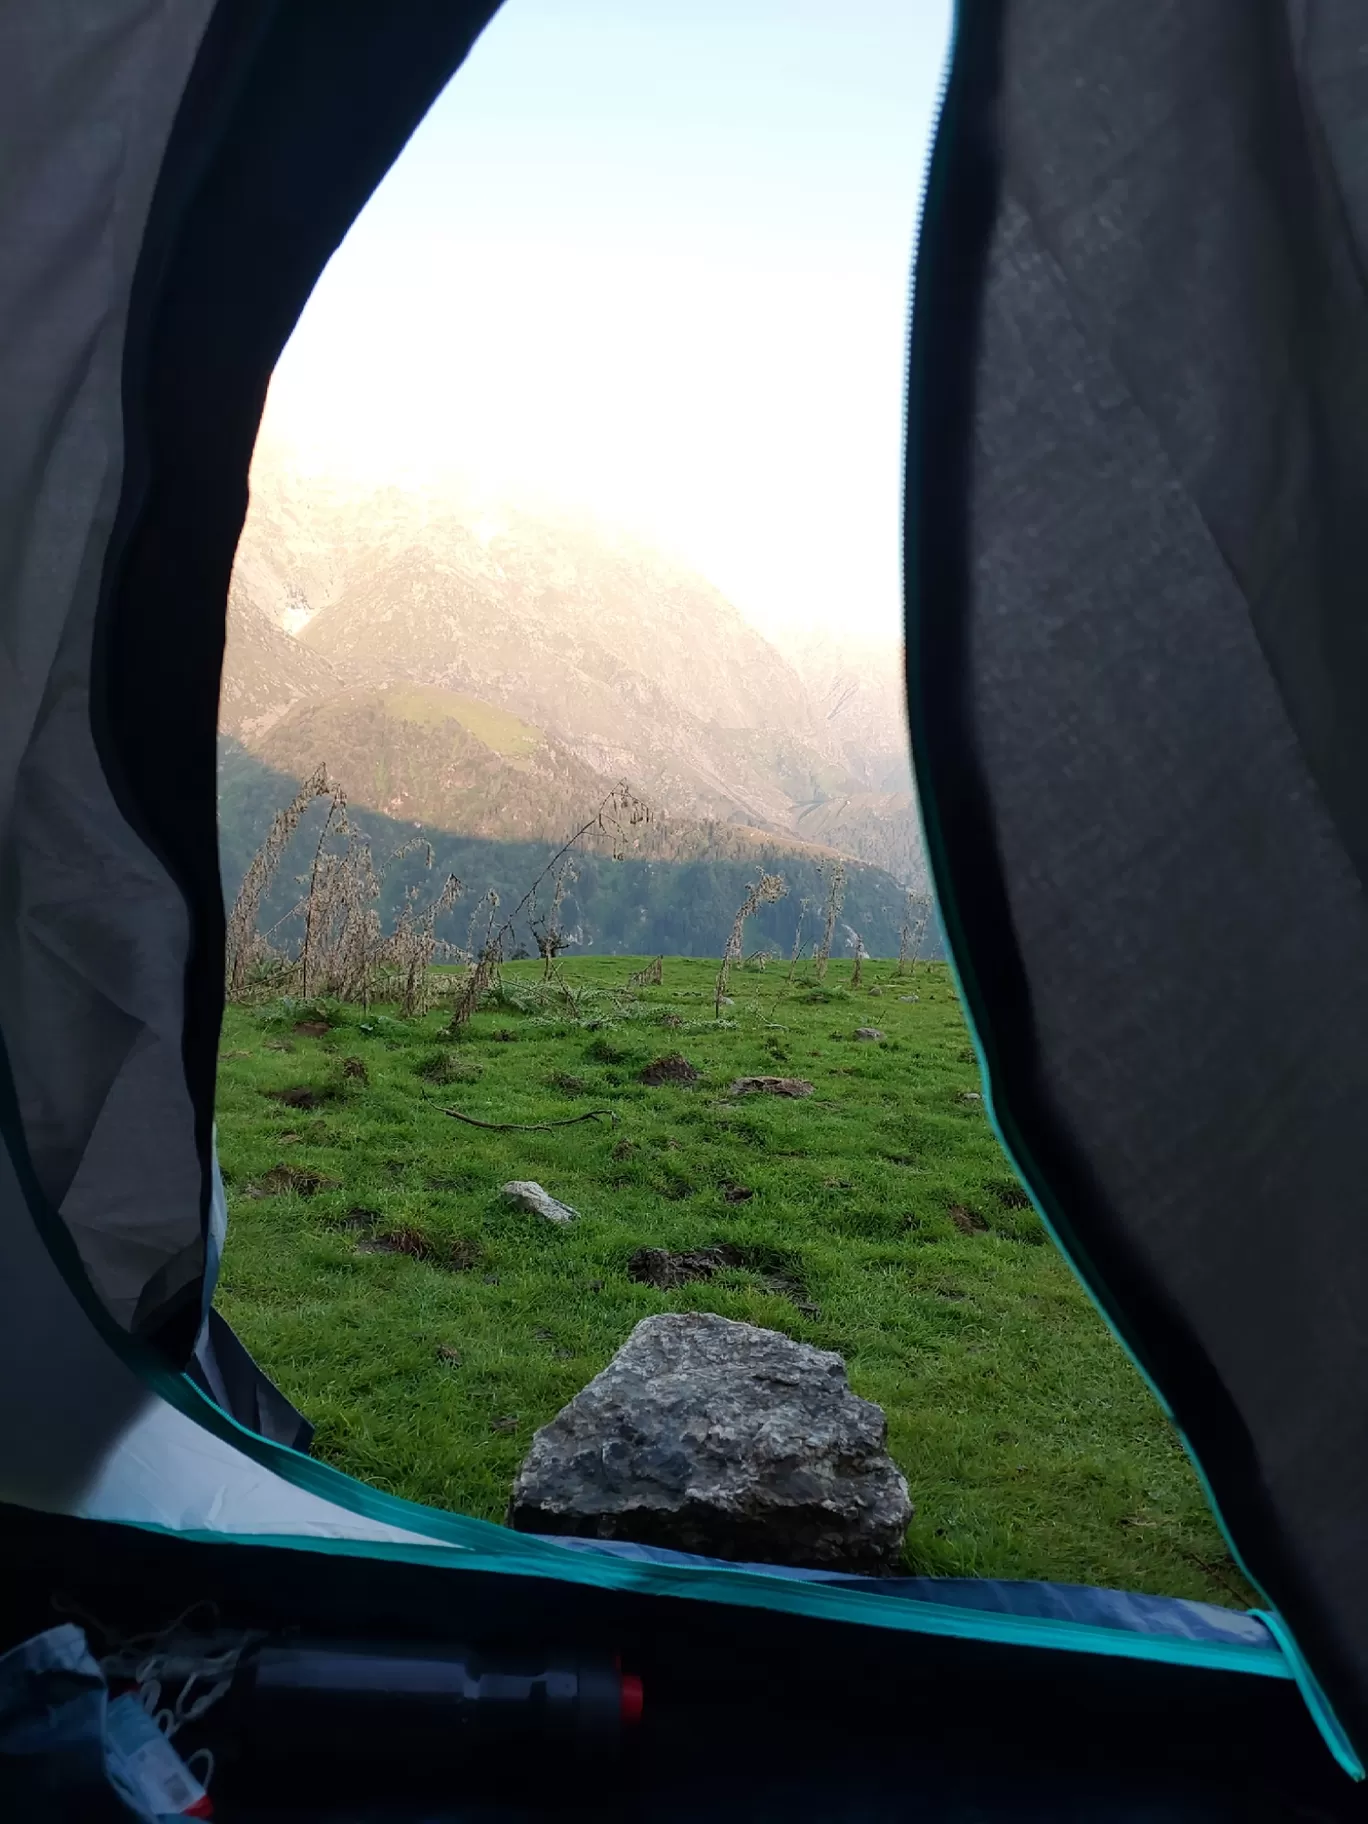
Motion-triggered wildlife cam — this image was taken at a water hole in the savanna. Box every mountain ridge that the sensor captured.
[224,463,927,887]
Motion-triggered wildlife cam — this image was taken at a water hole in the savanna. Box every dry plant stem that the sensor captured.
[443,1107,618,1132]
[503,783,651,955]
[898,891,930,979]
[225,764,336,1000]
[715,871,786,1016]
[299,794,345,999]
[815,860,846,980]
[787,899,811,982]
[451,784,651,1029]
[534,860,576,978]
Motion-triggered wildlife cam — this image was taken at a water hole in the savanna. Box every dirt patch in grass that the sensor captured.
[628,1243,745,1288]
[949,1203,989,1235]
[251,1163,339,1198]
[548,1071,590,1095]
[639,1053,699,1086]
[342,1056,369,1083]
[720,1181,754,1203]
[416,1050,482,1085]
[586,1035,631,1065]
[293,1020,331,1039]
[628,1242,816,1314]
[728,1076,813,1099]
[264,1085,338,1110]
[354,1226,483,1270]
[992,1181,1031,1209]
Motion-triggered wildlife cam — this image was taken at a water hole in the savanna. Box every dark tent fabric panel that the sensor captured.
[91,0,503,1361]
[188,1307,313,1455]
[907,0,1368,1763]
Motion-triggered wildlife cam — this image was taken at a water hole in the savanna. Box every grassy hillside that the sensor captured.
[213,957,1248,1604]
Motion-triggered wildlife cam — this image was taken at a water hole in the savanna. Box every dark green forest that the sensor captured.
[217,740,944,962]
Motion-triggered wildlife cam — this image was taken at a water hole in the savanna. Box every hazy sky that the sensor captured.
[262,0,953,648]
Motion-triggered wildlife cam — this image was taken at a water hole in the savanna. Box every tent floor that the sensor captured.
[1,1504,1364,1821]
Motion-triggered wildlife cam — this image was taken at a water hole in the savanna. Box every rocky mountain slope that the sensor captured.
[224,457,926,886]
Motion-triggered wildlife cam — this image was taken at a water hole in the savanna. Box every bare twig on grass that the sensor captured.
[443,1107,618,1132]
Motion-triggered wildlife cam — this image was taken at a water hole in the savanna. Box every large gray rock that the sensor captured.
[507,1313,912,1573]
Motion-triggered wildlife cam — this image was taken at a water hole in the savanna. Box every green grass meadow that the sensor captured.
[214,957,1251,1605]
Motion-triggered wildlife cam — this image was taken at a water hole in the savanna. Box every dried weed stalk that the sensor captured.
[532,860,576,979]
[898,891,931,978]
[814,860,846,980]
[225,764,336,1000]
[715,872,787,1016]
[450,782,651,1029]
[229,774,649,1022]
[787,898,812,983]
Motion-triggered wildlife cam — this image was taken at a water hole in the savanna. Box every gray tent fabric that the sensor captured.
[906,0,1368,1757]
[0,3,218,1334]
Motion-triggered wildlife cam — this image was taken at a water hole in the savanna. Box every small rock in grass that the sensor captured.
[436,1344,462,1365]
[501,1180,579,1224]
[720,1181,754,1203]
[508,1313,912,1572]
[854,1028,884,1043]
[959,1091,981,1102]
[490,1416,520,1433]
[728,1077,814,1099]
